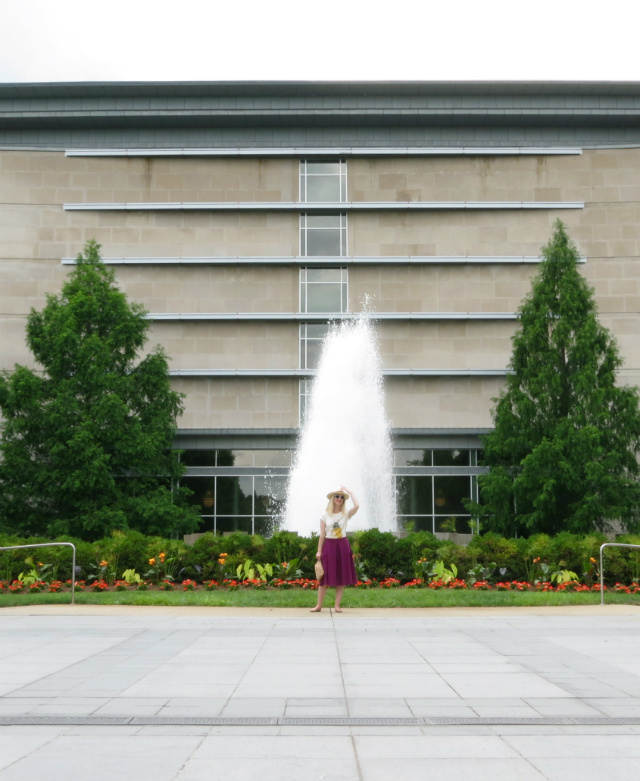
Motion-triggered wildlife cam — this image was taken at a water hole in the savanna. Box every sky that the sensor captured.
[1,0,639,84]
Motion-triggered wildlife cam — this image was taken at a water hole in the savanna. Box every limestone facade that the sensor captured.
[1,81,639,532]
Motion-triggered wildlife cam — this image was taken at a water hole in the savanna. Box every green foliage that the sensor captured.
[121,569,143,585]
[467,533,520,578]
[473,221,640,537]
[356,529,400,581]
[428,560,458,584]
[0,240,200,540]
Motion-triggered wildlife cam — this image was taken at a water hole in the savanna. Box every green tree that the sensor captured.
[0,240,200,540]
[474,221,640,536]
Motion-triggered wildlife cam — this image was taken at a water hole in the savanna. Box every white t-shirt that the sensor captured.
[322,511,349,539]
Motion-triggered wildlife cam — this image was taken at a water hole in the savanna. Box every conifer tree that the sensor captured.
[0,240,199,539]
[475,221,640,536]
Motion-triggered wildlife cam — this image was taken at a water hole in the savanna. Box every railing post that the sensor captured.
[0,542,77,604]
[599,542,640,606]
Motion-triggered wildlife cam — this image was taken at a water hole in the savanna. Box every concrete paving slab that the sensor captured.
[1,604,640,780]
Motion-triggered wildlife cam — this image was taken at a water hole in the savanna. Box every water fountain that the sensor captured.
[284,315,397,536]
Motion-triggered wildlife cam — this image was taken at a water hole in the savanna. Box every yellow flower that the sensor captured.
[590,557,597,564]
[149,558,156,566]
[100,560,108,567]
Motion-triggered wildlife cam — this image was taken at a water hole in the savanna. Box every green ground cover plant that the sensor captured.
[1,586,639,609]
[2,528,640,601]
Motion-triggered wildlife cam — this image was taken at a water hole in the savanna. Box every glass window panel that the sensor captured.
[216,476,253,516]
[253,450,292,467]
[397,476,433,515]
[433,449,470,466]
[254,516,278,537]
[435,516,472,534]
[216,449,235,467]
[394,449,432,467]
[181,477,216,510]
[253,476,287,517]
[398,516,435,533]
[306,162,341,175]
[433,476,470,515]
[307,215,342,229]
[307,268,342,282]
[306,229,342,256]
[306,176,342,202]
[181,450,217,467]
[226,450,254,467]
[217,517,253,535]
[304,338,324,369]
[307,323,329,338]
[306,283,343,313]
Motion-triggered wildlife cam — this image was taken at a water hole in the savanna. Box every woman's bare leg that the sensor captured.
[334,585,345,612]
[311,585,328,612]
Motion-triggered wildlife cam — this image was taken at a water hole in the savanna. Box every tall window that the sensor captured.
[300,214,348,257]
[300,323,329,370]
[299,160,348,422]
[300,160,347,202]
[300,267,348,313]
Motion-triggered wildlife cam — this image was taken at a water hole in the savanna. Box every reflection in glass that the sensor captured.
[397,475,432,515]
[181,450,217,467]
[398,516,434,533]
[254,476,287,517]
[216,476,253,516]
[394,449,433,467]
[434,516,471,534]
[216,517,252,535]
[433,449,470,466]
[433,476,470,516]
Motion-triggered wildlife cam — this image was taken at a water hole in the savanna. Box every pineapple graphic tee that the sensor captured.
[322,512,349,539]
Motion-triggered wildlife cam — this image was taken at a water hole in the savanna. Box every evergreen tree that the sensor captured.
[475,221,640,536]
[0,240,200,539]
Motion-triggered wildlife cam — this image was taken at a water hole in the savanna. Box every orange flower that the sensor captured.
[218,558,226,566]
[533,557,540,564]
[100,560,108,567]
[590,557,597,564]
[149,558,156,566]
[159,552,166,561]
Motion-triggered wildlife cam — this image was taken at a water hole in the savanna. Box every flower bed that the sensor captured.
[1,577,636,595]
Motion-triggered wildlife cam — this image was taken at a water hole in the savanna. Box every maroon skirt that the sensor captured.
[321,537,357,587]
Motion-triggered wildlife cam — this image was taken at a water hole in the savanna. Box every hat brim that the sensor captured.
[326,490,350,501]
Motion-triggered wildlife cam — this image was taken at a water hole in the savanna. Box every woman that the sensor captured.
[310,485,359,613]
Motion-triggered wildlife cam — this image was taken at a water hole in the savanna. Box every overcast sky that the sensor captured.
[1,0,639,84]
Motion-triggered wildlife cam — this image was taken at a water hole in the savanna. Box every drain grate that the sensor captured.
[1,715,640,727]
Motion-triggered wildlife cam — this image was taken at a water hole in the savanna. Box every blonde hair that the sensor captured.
[326,494,348,514]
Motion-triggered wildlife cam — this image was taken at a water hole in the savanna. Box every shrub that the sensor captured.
[467,533,520,578]
[356,529,399,581]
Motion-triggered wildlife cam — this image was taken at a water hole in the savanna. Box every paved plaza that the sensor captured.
[1,604,640,780]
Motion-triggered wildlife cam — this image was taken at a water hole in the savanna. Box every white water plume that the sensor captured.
[284,316,396,536]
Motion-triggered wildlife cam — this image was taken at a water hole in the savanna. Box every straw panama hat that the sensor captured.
[326,489,350,500]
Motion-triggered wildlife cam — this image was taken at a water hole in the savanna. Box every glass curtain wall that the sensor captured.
[180,448,482,535]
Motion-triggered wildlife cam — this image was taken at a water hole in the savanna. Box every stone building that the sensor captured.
[1,81,639,534]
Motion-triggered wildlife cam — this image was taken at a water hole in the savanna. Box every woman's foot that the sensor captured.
[310,606,322,612]
[334,607,343,613]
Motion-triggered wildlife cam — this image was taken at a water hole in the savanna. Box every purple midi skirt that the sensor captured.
[321,537,357,587]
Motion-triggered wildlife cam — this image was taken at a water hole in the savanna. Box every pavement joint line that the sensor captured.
[2,715,640,727]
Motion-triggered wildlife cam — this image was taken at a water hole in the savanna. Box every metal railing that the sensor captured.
[599,542,640,605]
[0,542,77,604]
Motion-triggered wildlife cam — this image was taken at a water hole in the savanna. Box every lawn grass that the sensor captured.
[2,588,640,609]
